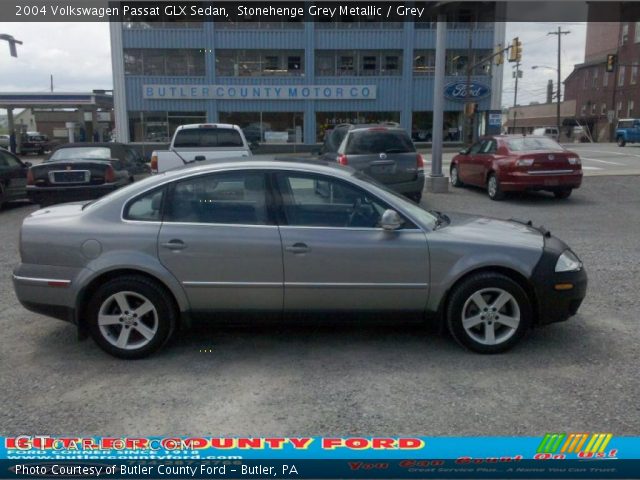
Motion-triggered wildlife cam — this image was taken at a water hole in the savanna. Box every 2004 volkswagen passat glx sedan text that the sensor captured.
[13,160,587,358]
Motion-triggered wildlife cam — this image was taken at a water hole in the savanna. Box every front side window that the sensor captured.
[167,172,268,225]
[276,173,390,228]
[125,188,165,222]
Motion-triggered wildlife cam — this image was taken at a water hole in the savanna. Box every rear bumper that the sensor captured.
[384,171,425,195]
[27,183,119,204]
[500,170,582,191]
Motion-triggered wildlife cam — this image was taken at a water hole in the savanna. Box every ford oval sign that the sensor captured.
[444,81,491,102]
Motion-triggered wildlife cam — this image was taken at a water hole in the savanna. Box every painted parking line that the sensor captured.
[575,148,640,159]
[579,157,625,165]
[581,166,603,170]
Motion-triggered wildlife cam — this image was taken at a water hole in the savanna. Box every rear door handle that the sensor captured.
[285,242,310,254]
[161,239,186,250]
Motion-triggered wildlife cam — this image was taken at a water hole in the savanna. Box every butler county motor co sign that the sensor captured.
[143,85,376,100]
[443,81,491,102]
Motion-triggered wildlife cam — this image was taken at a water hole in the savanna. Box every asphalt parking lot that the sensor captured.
[1,172,639,436]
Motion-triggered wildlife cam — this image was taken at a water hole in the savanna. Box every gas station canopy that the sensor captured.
[0,91,113,110]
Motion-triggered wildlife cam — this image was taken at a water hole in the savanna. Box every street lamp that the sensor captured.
[0,34,23,57]
[531,65,558,71]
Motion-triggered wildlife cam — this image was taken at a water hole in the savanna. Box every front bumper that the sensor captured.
[500,170,583,192]
[27,183,119,204]
[530,233,588,325]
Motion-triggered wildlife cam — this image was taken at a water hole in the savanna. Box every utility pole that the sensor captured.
[465,28,473,145]
[513,61,520,132]
[549,27,570,138]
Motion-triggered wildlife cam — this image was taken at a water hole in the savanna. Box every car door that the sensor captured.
[157,170,283,312]
[474,139,498,185]
[274,171,429,312]
[633,120,640,142]
[0,149,28,200]
[460,140,485,185]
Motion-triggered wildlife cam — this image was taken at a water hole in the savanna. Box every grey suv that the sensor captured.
[13,160,586,359]
[320,124,425,202]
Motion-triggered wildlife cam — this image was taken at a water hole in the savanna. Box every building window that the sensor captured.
[632,63,638,85]
[316,112,400,141]
[215,50,304,76]
[123,49,205,76]
[617,101,623,117]
[628,100,634,117]
[592,68,599,88]
[618,66,626,87]
[591,103,597,115]
[315,50,402,77]
[413,50,435,75]
[128,111,206,142]
[603,71,609,87]
[601,103,607,115]
[446,50,492,75]
[219,112,304,144]
[216,19,303,29]
[583,71,589,89]
[621,23,629,45]
[636,21,640,43]
[316,20,402,29]
[581,104,586,116]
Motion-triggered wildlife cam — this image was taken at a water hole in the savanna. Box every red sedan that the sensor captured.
[450,135,583,200]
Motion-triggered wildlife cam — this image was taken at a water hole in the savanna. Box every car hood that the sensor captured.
[438,213,544,250]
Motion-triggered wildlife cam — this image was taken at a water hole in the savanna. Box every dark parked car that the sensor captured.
[450,135,583,200]
[0,149,31,208]
[20,132,52,155]
[27,143,149,206]
[13,160,587,358]
[319,124,425,202]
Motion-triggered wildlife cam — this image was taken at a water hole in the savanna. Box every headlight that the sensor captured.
[568,156,581,165]
[555,250,582,272]
[516,158,534,166]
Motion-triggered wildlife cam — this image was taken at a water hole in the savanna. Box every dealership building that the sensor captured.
[109,13,505,145]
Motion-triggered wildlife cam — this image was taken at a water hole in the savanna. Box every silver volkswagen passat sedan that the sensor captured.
[13,160,587,358]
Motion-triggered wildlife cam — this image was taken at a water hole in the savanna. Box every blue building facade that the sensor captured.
[110,19,505,145]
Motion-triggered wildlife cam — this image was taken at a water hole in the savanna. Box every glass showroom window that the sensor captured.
[315,51,402,76]
[315,112,400,141]
[123,49,205,76]
[127,111,206,142]
[446,50,491,75]
[216,18,303,29]
[219,112,304,144]
[215,50,304,76]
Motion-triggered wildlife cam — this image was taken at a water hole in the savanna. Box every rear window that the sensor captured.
[173,128,244,148]
[618,120,635,129]
[346,130,415,155]
[49,147,112,161]
[506,137,564,152]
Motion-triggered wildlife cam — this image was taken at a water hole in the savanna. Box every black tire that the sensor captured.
[87,275,177,359]
[487,173,505,201]
[408,191,422,203]
[450,165,463,187]
[617,136,626,147]
[554,189,572,199]
[446,272,533,354]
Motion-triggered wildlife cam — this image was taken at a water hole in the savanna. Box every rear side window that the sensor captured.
[173,128,244,148]
[125,188,165,222]
[345,130,415,154]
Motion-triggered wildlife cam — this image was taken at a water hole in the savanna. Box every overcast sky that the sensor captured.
[0,21,586,112]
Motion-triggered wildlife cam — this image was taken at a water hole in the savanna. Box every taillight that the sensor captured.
[516,157,534,167]
[105,165,115,183]
[416,153,424,168]
[150,154,158,173]
[26,168,34,185]
[337,154,348,166]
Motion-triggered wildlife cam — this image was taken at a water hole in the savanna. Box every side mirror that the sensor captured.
[380,209,404,231]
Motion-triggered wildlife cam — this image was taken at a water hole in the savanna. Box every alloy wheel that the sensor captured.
[97,291,159,350]
[461,288,521,345]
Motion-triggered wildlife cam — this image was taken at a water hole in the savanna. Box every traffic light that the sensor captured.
[494,44,504,66]
[464,103,478,117]
[606,54,617,73]
[508,37,523,63]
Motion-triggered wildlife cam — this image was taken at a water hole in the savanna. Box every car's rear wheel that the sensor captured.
[487,173,504,201]
[87,276,176,359]
[617,136,626,147]
[407,192,422,203]
[446,272,532,353]
[450,165,463,187]
[554,189,572,199]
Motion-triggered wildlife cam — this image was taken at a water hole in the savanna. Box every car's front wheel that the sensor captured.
[446,272,532,353]
[617,136,626,147]
[87,276,177,359]
[450,165,463,187]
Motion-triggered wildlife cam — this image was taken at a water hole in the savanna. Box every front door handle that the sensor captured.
[285,242,310,254]
[160,239,186,250]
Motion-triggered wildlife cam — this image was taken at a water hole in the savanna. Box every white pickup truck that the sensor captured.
[150,123,252,173]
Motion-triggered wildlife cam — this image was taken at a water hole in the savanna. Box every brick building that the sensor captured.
[564,6,640,141]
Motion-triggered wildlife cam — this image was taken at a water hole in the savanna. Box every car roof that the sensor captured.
[54,142,122,148]
[175,123,240,131]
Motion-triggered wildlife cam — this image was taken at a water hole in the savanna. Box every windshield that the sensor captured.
[173,128,244,148]
[353,171,437,229]
[617,120,635,128]
[346,130,415,155]
[506,137,565,152]
[50,147,112,161]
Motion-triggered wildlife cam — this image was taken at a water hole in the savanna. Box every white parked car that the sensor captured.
[532,127,559,141]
